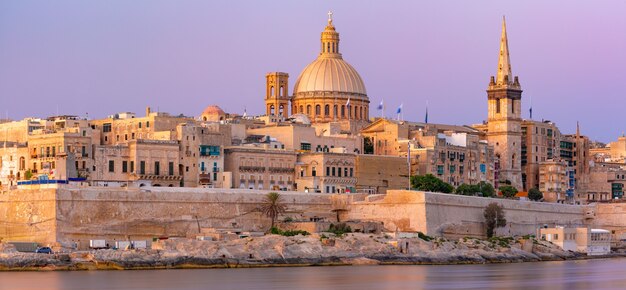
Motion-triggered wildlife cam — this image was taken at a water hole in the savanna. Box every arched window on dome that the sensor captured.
[270,86,275,97]
[334,105,338,117]
[324,105,330,116]
[270,105,275,115]
[315,105,321,116]
[341,105,345,117]
[300,105,304,114]
[307,105,311,115]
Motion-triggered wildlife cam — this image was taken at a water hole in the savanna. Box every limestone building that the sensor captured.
[224,147,296,190]
[263,13,370,133]
[479,17,523,190]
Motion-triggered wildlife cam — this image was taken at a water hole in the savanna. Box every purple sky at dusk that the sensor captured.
[1,1,625,142]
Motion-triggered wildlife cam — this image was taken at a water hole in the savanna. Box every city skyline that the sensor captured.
[1,1,626,142]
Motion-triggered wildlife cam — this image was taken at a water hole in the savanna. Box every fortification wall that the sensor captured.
[344,190,588,238]
[0,188,58,244]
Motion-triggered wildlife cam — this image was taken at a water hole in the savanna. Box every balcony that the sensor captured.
[239,166,265,172]
[269,167,295,173]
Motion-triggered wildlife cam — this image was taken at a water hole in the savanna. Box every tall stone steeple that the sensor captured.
[486,16,523,190]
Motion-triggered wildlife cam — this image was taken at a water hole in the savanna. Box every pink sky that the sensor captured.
[1,1,625,142]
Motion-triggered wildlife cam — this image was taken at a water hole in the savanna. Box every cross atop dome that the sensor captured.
[328,11,333,24]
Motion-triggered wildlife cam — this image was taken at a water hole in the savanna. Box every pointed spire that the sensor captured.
[496,16,514,86]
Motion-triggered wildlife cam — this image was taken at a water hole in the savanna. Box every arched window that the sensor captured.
[341,105,345,117]
[279,105,284,115]
[270,86,275,97]
[511,99,515,114]
[280,86,284,97]
[270,105,275,115]
[307,105,311,115]
[300,105,304,113]
[326,43,330,53]
[315,105,321,116]
[496,98,501,114]
[324,105,330,116]
[334,105,338,117]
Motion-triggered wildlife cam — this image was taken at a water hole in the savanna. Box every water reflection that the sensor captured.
[1,258,625,290]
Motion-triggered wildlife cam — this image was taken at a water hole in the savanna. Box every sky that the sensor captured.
[1,1,625,142]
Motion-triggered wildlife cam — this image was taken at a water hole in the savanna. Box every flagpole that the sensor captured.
[408,142,411,190]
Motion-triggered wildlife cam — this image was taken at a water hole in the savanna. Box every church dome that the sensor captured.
[200,105,226,122]
[293,57,366,95]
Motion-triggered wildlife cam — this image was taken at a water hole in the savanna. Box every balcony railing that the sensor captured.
[239,166,265,172]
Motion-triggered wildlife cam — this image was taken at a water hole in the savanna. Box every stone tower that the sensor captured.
[265,72,290,118]
[486,17,523,190]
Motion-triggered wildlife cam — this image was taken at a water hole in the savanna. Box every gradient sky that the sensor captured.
[1,1,625,142]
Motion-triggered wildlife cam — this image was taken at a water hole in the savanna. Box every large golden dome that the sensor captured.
[290,13,370,124]
[293,57,367,95]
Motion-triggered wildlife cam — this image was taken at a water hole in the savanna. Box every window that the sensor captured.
[140,161,146,175]
[344,168,348,177]
[326,167,330,176]
[81,146,86,157]
[511,99,515,114]
[437,165,444,175]
[338,167,342,177]
[122,161,128,173]
[341,105,345,117]
[315,105,321,116]
[332,167,336,176]
[300,142,311,152]
[334,105,338,117]
[324,105,330,116]
[130,161,134,173]
[350,168,353,177]
[103,123,112,133]
[108,160,115,173]
[312,166,317,177]
[307,105,311,115]
[138,122,142,128]
[496,99,501,114]
[154,161,160,175]
[299,106,304,113]
[146,121,150,128]
[169,162,174,176]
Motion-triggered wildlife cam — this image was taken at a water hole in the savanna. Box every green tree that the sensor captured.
[24,170,33,180]
[499,185,518,198]
[477,181,495,198]
[455,184,480,196]
[259,192,287,230]
[528,187,543,201]
[411,174,454,193]
[484,202,507,238]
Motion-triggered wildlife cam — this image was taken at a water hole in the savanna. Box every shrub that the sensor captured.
[326,223,352,236]
[269,227,310,236]
[411,174,454,193]
[418,232,434,241]
[528,188,543,201]
[499,185,518,198]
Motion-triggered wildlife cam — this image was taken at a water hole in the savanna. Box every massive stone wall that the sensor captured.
[0,188,58,244]
[1,186,335,249]
[343,190,588,238]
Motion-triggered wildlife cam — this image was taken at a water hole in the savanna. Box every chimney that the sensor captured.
[146,106,151,117]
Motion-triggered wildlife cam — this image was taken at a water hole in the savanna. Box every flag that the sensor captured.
[377,100,384,110]
[346,97,351,107]
[529,106,533,119]
[396,103,403,114]
[425,106,429,123]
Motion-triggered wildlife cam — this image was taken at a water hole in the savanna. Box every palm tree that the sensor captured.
[259,192,287,230]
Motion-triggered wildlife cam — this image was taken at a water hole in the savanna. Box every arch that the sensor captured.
[139,183,146,187]
[270,105,275,115]
[168,184,174,187]
[324,104,330,116]
[300,105,304,113]
[270,86,275,97]
[280,86,284,97]
[307,105,311,115]
[315,105,321,116]
[279,104,284,115]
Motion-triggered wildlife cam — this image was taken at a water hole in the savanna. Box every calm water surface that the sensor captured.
[1,258,625,290]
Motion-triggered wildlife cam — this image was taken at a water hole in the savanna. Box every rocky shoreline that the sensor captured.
[0,233,622,271]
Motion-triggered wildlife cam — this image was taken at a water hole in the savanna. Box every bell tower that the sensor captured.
[486,17,523,190]
[265,72,289,118]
